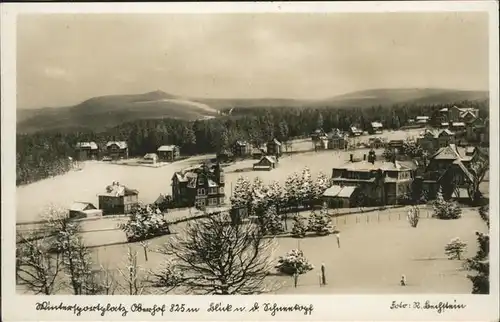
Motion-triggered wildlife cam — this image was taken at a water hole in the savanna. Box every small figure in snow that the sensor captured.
[400,274,407,286]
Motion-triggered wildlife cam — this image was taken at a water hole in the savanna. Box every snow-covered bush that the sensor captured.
[407,206,420,228]
[275,249,314,275]
[120,204,170,242]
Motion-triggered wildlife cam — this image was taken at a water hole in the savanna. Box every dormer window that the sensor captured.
[198,177,205,185]
[219,175,224,184]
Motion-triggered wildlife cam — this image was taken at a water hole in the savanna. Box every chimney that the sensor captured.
[350,154,354,162]
[363,154,367,161]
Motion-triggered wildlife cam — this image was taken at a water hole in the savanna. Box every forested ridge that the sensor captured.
[16,100,488,186]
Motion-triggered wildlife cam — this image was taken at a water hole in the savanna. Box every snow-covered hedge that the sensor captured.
[120,204,170,242]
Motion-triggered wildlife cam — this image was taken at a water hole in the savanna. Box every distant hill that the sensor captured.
[17,90,220,133]
[309,88,489,108]
[16,88,488,133]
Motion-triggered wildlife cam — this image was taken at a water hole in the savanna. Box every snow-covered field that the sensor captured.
[50,207,485,295]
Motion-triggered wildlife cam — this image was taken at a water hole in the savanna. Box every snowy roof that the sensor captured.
[144,153,158,159]
[75,142,98,150]
[255,156,277,165]
[252,147,265,154]
[439,129,455,136]
[439,108,448,112]
[452,122,466,127]
[69,202,96,212]
[452,188,470,199]
[416,116,429,120]
[207,179,218,187]
[157,145,178,152]
[430,144,461,160]
[441,122,450,126]
[371,122,383,128]
[451,159,475,183]
[350,126,361,132]
[100,182,138,197]
[465,146,476,154]
[323,185,357,198]
[337,186,358,198]
[336,160,411,172]
[234,140,249,146]
[106,141,128,149]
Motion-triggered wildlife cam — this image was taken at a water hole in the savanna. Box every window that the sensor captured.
[208,187,217,195]
[219,175,224,184]
[198,177,205,185]
[219,197,226,204]
[219,187,224,194]
[208,198,217,206]
[197,188,206,196]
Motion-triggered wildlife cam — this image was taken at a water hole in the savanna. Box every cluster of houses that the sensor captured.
[321,142,487,208]
[311,128,349,151]
[217,138,283,171]
[68,181,140,218]
[74,140,181,163]
[68,161,228,219]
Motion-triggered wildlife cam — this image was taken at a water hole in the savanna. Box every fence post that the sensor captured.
[389,213,391,221]
[344,216,347,224]
[321,264,326,285]
[377,211,380,223]
[398,213,401,220]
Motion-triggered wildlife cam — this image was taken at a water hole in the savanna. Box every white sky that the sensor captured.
[17,12,489,109]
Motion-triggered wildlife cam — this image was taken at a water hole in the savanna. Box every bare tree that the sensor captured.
[152,212,278,295]
[117,247,146,295]
[42,204,94,295]
[16,232,62,295]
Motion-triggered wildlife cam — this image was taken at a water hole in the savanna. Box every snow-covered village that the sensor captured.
[12,11,491,297]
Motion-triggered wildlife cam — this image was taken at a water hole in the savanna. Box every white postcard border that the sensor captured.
[1,2,499,321]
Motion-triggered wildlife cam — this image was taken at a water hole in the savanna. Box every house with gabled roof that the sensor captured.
[142,153,158,164]
[171,163,226,209]
[437,129,456,147]
[368,121,383,134]
[157,145,180,162]
[232,140,252,157]
[253,155,278,171]
[68,201,102,219]
[422,143,483,202]
[322,185,359,208]
[98,181,139,215]
[327,130,348,150]
[75,141,99,161]
[106,141,128,160]
[330,150,413,206]
[349,125,362,137]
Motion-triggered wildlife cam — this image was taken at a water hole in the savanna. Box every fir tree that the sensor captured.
[313,172,331,204]
[465,207,490,294]
[263,206,284,236]
[307,206,332,236]
[445,237,467,260]
[291,216,307,238]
